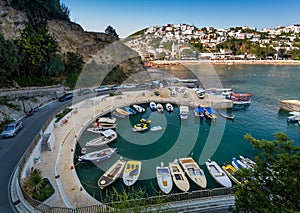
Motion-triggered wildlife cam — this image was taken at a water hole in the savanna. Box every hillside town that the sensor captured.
[125,23,300,61]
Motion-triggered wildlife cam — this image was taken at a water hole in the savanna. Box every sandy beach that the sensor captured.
[145,60,300,67]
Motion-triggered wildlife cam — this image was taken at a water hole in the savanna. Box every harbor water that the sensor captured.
[75,64,300,202]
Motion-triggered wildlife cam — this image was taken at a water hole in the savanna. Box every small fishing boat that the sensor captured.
[96,117,117,124]
[98,159,126,189]
[157,103,164,113]
[156,162,173,194]
[203,107,217,121]
[112,111,126,118]
[150,102,157,111]
[86,129,117,147]
[222,164,242,185]
[239,156,256,169]
[79,148,117,163]
[132,123,148,132]
[125,106,137,115]
[87,127,105,134]
[218,110,235,120]
[178,157,207,189]
[150,125,163,131]
[93,122,117,129]
[205,159,232,188]
[230,93,253,105]
[123,160,142,186]
[287,112,300,122]
[179,106,189,119]
[93,117,117,129]
[169,161,190,192]
[231,157,248,170]
[132,104,145,113]
[166,103,174,112]
[194,105,205,119]
[140,118,151,124]
[116,108,131,116]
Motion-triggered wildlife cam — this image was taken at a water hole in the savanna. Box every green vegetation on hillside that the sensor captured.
[0,23,84,88]
[234,132,300,212]
[11,0,70,26]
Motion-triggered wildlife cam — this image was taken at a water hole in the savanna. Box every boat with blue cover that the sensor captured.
[125,107,136,115]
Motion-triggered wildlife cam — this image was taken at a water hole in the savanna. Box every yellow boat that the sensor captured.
[132,123,148,132]
[123,161,142,186]
[222,164,242,185]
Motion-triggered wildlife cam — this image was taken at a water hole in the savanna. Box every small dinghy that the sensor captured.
[150,102,157,111]
[169,161,190,192]
[85,129,117,147]
[166,103,174,112]
[125,107,137,115]
[156,162,173,194]
[79,148,117,163]
[98,159,126,189]
[123,161,142,186]
[157,103,164,113]
[150,125,163,131]
[132,104,145,113]
[205,159,232,188]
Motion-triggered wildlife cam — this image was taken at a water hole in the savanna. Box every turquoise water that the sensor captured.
[75,64,300,202]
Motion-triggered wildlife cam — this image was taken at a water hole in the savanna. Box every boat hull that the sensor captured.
[123,161,142,186]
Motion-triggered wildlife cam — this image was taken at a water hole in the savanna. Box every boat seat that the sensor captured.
[214,172,225,177]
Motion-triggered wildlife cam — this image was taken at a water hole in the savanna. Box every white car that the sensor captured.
[1,121,23,138]
[123,84,136,89]
[95,86,110,92]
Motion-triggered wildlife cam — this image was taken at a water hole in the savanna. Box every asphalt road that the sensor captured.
[0,100,70,213]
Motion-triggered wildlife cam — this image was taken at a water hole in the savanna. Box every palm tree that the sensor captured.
[22,168,44,196]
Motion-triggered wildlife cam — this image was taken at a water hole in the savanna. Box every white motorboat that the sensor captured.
[156,162,173,194]
[179,106,189,119]
[85,129,117,147]
[132,104,145,113]
[231,157,247,170]
[150,125,163,131]
[96,117,117,124]
[169,161,190,192]
[157,103,164,113]
[150,102,157,111]
[178,157,207,189]
[205,159,232,188]
[239,155,256,169]
[166,103,174,112]
[79,148,117,163]
[87,127,104,134]
[98,159,126,189]
[123,160,142,186]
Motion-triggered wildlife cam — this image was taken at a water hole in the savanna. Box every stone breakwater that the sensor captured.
[145,60,300,67]
[280,100,300,112]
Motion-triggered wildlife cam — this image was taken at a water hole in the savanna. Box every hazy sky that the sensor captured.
[61,0,300,38]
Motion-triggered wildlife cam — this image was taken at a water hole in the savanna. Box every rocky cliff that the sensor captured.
[0,0,145,73]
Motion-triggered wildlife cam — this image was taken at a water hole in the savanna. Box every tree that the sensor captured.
[105,25,119,39]
[234,132,300,213]
[0,34,20,87]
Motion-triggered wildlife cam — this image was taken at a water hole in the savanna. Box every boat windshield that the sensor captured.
[157,168,169,173]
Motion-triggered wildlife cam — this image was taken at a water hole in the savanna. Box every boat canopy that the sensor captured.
[102,129,116,137]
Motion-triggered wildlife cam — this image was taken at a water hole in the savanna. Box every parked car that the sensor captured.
[58,93,73,102]
[78,89,93,96]
[1,121,23,138]
[111,84,123,90]
[95,86,110,92]
[123,84,136,89]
